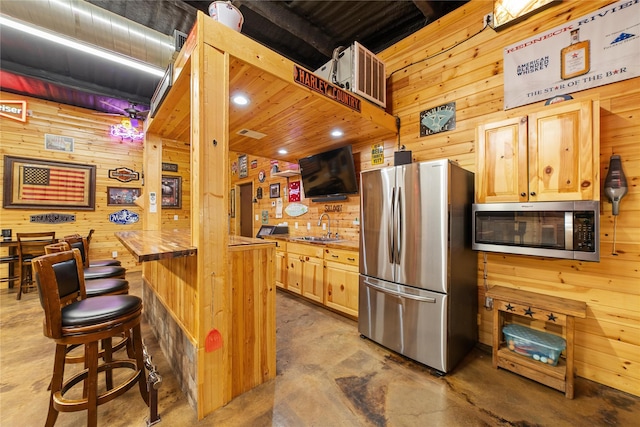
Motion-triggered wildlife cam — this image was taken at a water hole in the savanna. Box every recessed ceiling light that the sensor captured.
[232,95,249,105]
[331,129,343,137]
[278,149,288,154]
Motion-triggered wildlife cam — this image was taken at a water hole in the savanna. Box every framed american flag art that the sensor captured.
[3,156,96,210]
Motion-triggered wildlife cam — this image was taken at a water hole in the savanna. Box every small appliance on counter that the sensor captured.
[256,225,289,239]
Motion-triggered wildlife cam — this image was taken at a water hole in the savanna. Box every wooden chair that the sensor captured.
[62,236,126,281]
[44,242,129,297]
[32,249,149,427]
[16,231,56,300]
[64,230,122,267]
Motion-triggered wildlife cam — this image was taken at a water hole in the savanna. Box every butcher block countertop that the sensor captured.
[115,230,275,262]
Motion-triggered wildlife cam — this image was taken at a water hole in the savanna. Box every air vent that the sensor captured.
[237,129,267,139]
[174,29,188,52]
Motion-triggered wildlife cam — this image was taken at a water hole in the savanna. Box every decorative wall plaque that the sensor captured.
[108,167,140,182]
[162,162,178,172]
[109,209,139,225]
[30,213,76,224]
[420,102,456,137]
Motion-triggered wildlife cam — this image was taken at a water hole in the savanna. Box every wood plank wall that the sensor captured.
[229,153,362,241]
[378,0,639,396]
[0,93,191,275]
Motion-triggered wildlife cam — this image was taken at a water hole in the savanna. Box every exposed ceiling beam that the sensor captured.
[233,0,335,58]
[412,0,436,19]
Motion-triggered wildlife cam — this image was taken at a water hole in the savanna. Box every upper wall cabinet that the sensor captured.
[475,100,599,203]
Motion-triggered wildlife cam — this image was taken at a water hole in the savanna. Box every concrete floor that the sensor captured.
[1,271,639,427]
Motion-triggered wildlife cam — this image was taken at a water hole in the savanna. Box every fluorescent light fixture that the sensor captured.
[0,15,165,77]
[232,95,249,105]
[330,129,343,137]
[278,149,288,154]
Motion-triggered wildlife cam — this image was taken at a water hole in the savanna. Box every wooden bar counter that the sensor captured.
[116,230,276,417]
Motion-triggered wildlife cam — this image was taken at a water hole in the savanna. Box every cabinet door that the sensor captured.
[325,261,359,317]
[476,116,528,203]
[528,100,596,201]
[287,255,303,295]
[301,256,324,303]
[275,250,287,289]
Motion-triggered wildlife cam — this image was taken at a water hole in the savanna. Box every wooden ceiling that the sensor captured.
[147,15,398,164]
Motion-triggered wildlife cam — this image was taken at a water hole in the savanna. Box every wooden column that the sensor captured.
[191,31,231,417]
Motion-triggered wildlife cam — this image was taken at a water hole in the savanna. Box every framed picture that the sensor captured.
[270,183,280,198]
[161,175,182,208]
[107,187,141,206]
[3,156,96,210]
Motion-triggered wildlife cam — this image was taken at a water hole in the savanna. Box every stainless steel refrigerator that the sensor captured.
[359,159,477,374]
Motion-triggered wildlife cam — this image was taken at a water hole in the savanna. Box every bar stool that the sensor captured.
[45,242,129,297]
[64,231,122,268]
[63,236,126,281]
[32,249,149,427]
[16,231,56,300]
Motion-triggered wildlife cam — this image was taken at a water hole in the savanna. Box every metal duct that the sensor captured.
[0,0,175,69]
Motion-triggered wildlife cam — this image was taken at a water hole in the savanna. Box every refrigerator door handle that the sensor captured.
[396,186,402,263]
[389,186,396,264]
[363,278,437,303]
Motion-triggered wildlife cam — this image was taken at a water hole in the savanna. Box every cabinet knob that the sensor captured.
[520,192,526,197]
[530,192,536,196]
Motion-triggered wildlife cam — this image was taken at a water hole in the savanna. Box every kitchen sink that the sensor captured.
[294,236,344,243]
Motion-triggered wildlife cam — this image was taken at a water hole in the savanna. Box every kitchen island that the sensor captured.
[116,230,276,416]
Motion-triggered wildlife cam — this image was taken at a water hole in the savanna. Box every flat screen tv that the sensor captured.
[298,145,358,200]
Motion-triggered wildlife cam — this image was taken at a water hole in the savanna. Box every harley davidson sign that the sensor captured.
[293,65,361,112]
[108,167,140,182]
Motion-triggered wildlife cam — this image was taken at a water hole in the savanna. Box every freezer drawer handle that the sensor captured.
[363,279,437,303]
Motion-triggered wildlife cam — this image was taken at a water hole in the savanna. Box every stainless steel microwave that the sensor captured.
[472,201,599,261]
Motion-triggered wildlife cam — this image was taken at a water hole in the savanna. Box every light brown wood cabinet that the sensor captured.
[324,248,359,317]
[275,242,287,289]
[286,242,324,303]
[476,99,599,203]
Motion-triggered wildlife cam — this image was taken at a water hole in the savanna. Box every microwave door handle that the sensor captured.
[565,211,574,250]
[396,187,402,264]
[389,186,396,264]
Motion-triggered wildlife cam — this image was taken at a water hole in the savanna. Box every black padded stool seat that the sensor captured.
[85,278,129,297]
[89,259,122,267]
[83,265,126,280]
[61,295,141,328]
[33,249,148,427]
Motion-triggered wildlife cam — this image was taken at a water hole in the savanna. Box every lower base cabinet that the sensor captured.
[278,241,360,318]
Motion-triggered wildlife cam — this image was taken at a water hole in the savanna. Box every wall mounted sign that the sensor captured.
[324,205,343,213]
[0,100,27,122]
[293,65,362,112]
[371,143,384,165]
[30,213,76,224]
[107,187,141,206]
[3,156,96,210]
[288,180,300,202]
[420,102,456,137]
[44,134,74,152]
[503,0,640,109]
[251,159,258,169]
[258,170,266,182]
[256,187,263,199]
[110,118,144,141]
[231,161,238,175]
[108,167,140,182]
[285,203,308,217]
[238,154,248,178]
[261,210,269,224]
[109,209,139,225]
[162,162,178,172]
[161,176,182,208]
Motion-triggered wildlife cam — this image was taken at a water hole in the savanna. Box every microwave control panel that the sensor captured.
[574,212,596,252]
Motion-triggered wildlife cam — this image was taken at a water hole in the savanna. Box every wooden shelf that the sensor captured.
[272,170,300,178]
[486,285,586,399]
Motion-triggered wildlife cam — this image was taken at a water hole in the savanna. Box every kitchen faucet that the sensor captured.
[318,213,331,237]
